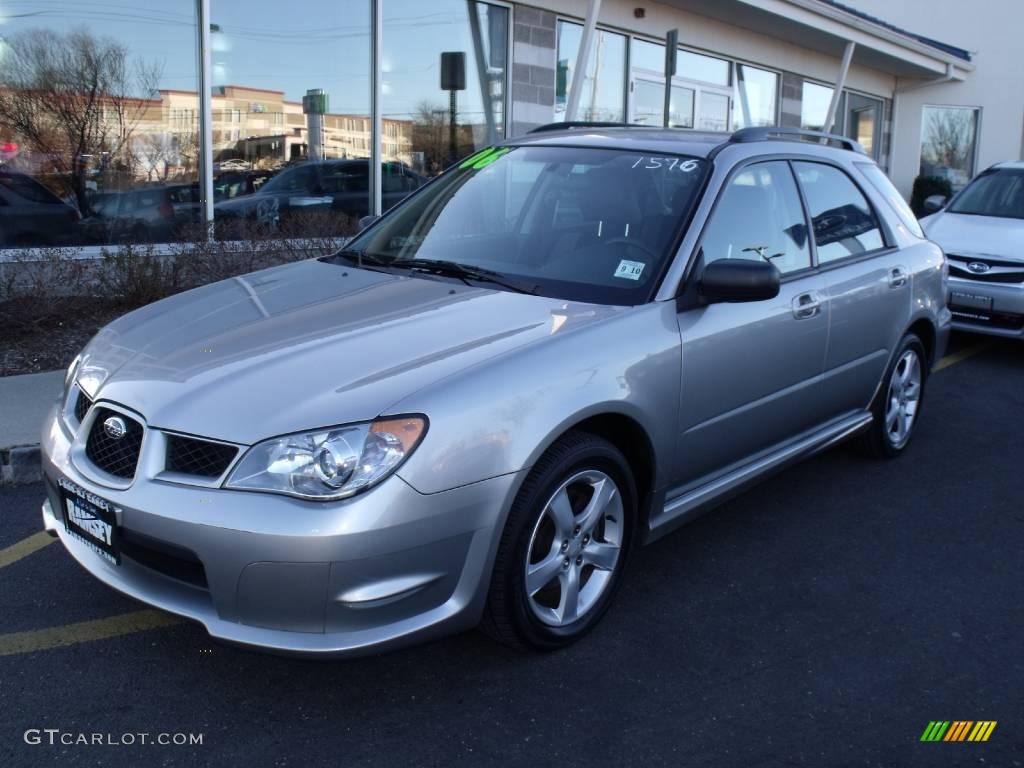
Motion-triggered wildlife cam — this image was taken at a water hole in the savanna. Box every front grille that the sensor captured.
[165,435,238,478]
[74,390,92,423]
[948,256,1024,284]
[85,408,144,479]
[120,529,208,589]
[949,265,1024,283]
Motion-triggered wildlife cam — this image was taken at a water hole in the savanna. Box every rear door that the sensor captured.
[675,159,831,484]
[792,161,910,414]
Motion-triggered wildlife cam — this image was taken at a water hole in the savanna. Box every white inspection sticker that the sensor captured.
[613,260,645,281]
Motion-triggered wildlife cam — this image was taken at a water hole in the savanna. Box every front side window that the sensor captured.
[947,168,1024,219]
[794,162,884,264]
[343,146,709,305]
[700,161,811,275]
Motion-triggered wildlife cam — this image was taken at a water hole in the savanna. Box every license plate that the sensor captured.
[58,478,120,565]
[949,291,993,312]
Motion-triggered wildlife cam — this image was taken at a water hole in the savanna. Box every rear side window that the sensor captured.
[856,162,924,238]
[794,162,885,264]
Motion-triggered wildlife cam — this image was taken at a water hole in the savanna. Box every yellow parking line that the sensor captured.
[0,531,56,569]
[935,341,994,372]
[0,610,185,657]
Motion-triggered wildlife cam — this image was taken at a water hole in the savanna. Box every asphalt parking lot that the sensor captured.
[1,333,1021,768]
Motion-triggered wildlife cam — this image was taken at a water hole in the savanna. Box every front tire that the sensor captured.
[481,431,637,650]
[859,333,927,458]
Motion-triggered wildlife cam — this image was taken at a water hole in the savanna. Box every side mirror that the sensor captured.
[358,214,379,231]
[923,194,948,214]
[699,259,781,303]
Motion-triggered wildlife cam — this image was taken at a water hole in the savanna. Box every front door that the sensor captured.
[674,160,830,485]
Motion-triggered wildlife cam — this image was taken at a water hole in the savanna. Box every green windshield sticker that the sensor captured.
[471,147,509,169]
[458,146,510,170]
[459,147,496,169]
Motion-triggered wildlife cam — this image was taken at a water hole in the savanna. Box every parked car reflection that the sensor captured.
[214,159,425,230]
[0,166,81,247]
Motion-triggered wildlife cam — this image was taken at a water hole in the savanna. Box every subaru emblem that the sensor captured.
[967,261,990,274]
[103,416,128,440]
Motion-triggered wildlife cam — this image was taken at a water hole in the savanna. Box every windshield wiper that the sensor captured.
[320,249,394,272]
[388,258,539,295]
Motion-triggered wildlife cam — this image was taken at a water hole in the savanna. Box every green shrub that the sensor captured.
[910,175,954,218]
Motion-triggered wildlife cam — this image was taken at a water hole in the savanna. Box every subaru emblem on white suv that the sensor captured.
[103,416,128,440]
[967,261,991,274]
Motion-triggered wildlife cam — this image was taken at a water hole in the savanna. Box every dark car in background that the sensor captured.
[0,166,81,247]
[83,187,181,244]
[214,159,425,231]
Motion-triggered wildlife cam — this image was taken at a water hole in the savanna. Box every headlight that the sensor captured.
[224,416,427,500]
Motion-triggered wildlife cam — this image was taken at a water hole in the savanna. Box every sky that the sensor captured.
[0,0,502,119]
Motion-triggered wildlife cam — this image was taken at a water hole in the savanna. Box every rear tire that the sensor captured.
[481,431,637,650]
[858,333,928,459]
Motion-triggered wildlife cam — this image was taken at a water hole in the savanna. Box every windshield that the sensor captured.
[948,168,1024,219]
[342,146,708,304]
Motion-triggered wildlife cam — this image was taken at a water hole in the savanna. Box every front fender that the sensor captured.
[392,302,682,495]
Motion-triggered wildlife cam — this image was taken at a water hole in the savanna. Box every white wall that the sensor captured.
[541,0,897,101]
[846,0,1024,195]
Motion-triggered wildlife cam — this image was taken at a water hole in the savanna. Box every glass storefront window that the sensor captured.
[845,92,882,159]
[919,105,979,190]
[631,39,666,74]
[0,1,199,248]
[800,81,834,132]
[678,50,730,87]
[555,23,627,123]
[209,0,371,238]
[733,64,778,129]
[383,0,508,179]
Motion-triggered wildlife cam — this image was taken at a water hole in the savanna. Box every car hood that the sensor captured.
[76,259,622,444]
[921,211,1024,262]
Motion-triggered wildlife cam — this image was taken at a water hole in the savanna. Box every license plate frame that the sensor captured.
[949,290,994,313]
[58,478,121,566]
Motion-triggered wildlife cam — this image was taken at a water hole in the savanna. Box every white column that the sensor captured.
[196,0,214,235]
[824,41,855,134]
[565,0,601,122]
[370,0,383,216]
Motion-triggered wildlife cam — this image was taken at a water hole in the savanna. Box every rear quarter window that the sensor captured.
[856,162,924,238]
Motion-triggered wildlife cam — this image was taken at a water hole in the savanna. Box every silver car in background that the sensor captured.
[922,161,1024,338]
[41,126,950,656]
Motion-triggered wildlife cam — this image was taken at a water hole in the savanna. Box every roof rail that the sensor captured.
[528,121,634,134]
[727,127,866,154]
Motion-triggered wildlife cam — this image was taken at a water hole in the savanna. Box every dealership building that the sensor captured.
[0,0,1019,247]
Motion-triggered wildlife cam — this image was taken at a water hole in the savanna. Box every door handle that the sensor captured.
[889,266,908,288]
[791,292,821,319]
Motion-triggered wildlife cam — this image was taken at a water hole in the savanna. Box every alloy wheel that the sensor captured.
[523,470,624,627]
[885,348,922,449]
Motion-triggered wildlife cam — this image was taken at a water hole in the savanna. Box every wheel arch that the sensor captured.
[520,407,661,541]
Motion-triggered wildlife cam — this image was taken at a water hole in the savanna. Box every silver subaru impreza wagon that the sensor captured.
[41,125,951,656]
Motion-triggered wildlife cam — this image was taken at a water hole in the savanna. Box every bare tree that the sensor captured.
[135,132,176,181]
[0,28,161,213]
[411,100,476,176]
[922,109,974,170]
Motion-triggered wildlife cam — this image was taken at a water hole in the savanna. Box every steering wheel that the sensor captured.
[601,237,660,262]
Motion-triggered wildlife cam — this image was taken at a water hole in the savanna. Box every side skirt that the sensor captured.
[643,411,873,544]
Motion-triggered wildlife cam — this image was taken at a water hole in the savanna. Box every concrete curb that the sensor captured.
[1,444,42,485]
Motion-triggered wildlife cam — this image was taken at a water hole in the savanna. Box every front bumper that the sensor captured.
[41,405,521,657]
[947,276,1024,339]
